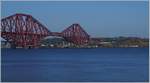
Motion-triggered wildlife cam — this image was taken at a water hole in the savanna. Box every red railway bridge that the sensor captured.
[1,13,90,48]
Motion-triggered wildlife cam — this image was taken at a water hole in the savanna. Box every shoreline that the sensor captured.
[1,47,149,49]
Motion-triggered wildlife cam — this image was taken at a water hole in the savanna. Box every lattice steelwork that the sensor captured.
[1,13,51,47]
[1,13,90,48]
[62,23,90,45]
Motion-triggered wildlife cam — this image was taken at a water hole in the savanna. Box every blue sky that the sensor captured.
[1,1,149,38]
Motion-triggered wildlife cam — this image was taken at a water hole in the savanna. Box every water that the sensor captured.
[1,48,149,82]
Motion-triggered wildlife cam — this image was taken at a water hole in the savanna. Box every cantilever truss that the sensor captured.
[1,13,90,47]
[1,13,51,47]
[62,24,90,45]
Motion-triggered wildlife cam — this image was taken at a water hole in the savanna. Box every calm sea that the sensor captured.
[1,48,149,82]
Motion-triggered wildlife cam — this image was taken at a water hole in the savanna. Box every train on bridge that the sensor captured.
[1,13,90,48]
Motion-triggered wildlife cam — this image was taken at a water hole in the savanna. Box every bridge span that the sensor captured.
[1,13,90,48]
